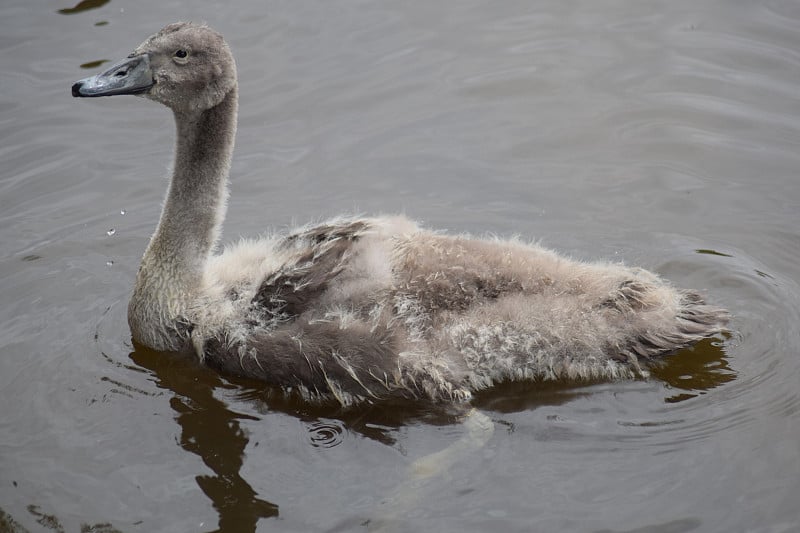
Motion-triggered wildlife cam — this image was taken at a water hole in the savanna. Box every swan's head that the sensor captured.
[72,22,237,113]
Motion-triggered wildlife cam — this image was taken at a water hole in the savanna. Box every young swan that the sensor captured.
[73,22,729,406]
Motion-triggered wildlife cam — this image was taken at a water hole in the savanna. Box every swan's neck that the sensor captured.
[128,88,238,351]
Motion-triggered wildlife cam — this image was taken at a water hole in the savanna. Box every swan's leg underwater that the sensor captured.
[367,410,495,531]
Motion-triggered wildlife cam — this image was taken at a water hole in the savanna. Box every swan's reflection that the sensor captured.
[130,334,733,532]
[130,345,278,532]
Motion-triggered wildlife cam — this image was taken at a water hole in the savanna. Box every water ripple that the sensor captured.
[308,420,346,448]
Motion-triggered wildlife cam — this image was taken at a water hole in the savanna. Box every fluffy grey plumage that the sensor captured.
[73,22,729,406]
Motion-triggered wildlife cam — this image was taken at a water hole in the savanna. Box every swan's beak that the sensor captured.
[72,54,154,97]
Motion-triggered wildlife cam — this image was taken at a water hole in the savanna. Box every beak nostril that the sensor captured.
[114,70,127,77]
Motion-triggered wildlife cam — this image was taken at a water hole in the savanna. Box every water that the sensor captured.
[1,1,799,531]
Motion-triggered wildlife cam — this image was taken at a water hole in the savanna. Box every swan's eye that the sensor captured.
[173,49,189,63]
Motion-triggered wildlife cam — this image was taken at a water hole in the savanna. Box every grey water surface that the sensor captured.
[1,1,799,532]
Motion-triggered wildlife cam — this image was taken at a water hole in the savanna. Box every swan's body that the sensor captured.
[73,22,728,406]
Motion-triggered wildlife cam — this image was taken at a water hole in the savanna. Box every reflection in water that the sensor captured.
[57,0,110,15]
[127,331,732,531]
[24,506,58,532]
[129,343,466,532]
[648,337,736,403]
[129,345,278,532]
[234,386,467,447]
[754,269,775,280]
[473,337,734,410]
[0,507,28,533]
[79,60,109,70]
[594,517,703,533]
[695,248,734,258]
[0,505,121,533]
[472,376,601,414]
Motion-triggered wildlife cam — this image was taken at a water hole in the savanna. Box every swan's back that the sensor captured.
[196,215,728,405]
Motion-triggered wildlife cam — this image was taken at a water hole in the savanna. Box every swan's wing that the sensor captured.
[252,219,371,318]
[204,318,404,405]
[282,219,370,246]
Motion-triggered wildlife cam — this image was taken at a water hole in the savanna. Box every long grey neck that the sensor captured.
[153,89,237,270]
[129,88,238,352]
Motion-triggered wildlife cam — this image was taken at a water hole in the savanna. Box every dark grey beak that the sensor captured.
[72,54,154,97]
